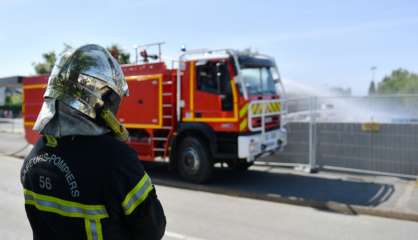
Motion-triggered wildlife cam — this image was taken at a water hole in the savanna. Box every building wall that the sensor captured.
[0,87,5,106]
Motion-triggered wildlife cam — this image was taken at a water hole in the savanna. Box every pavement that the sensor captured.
[1,154,418,240]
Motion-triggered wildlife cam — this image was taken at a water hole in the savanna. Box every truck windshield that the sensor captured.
[240,66,278,96]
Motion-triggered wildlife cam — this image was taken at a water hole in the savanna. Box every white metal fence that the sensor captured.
[273,95,418,178]
[0,118,23,134]
[284,95,418,124]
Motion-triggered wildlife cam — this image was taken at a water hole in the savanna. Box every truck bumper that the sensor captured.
[238,128,287,162]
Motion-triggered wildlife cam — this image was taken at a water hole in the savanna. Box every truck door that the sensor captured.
[183,59,237,122]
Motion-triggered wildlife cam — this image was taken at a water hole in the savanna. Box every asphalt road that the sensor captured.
[1,152,418,240]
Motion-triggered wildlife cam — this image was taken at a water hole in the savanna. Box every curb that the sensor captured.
[153,178,418,223]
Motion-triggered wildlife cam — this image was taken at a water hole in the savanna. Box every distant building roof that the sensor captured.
[0,76,23,87]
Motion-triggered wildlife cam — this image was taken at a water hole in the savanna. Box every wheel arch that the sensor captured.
[169,123,216,169]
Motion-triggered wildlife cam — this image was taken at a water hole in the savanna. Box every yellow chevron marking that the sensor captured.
[239,103,249,118]
[252,103,262,114]
[274,102,279,111]
[240,118,248,131]
[250,102,282,115]
[268,103,274,112]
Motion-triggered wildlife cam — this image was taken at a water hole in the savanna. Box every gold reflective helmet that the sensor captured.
[34,44,129,141]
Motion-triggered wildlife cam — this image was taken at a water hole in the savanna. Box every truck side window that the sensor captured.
[196,60,233,111]
[196,61,219,93]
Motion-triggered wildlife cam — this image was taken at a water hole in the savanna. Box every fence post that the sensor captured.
[308,96,318,173]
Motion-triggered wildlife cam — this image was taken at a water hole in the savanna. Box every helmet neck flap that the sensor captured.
[36,98,110,137]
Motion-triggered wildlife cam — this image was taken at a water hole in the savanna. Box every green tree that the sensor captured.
[368,81,376,95]
[5,94,22,106]
[33,44,130,74]
[377,69,418,94]
[376,69,418,115]
[33,51,56,74]
[107,44,130,64]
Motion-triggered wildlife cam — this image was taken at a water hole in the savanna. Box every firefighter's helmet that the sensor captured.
[34,44,129,140]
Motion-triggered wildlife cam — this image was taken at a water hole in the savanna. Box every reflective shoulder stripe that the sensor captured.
[121,173,154,215]
[24,189,108,219]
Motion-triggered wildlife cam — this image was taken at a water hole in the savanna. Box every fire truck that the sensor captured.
[22,45,287,183]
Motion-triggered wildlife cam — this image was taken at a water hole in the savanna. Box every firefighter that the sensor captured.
[20,44,166,240]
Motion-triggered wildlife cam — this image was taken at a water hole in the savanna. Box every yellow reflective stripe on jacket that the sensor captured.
[24,189,108,219]
[24,189,107,240]
[122,173,153,215]
[85,218,103,240]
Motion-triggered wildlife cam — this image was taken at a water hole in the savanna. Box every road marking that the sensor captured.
[165,231,207,240]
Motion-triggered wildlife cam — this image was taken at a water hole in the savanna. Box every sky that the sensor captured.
[1,0,417,95]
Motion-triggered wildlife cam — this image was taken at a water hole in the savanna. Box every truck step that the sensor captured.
[162,93,172,96]
[152,137,168,141]
[162,81,173,85]
[161,126,172,130]
[154,148,165,152]
[162,104,172,107]
[163,115,172,119]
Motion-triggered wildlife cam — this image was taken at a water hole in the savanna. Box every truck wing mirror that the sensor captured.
[229,56,238,76]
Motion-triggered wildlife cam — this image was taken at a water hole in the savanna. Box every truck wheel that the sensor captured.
[176,137,213,183]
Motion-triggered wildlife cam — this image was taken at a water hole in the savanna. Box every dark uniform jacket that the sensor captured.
[21,134,166,240]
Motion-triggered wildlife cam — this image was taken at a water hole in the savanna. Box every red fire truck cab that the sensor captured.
[23,47,287,183]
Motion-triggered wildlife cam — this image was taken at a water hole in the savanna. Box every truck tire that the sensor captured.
[176,136,213,183]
